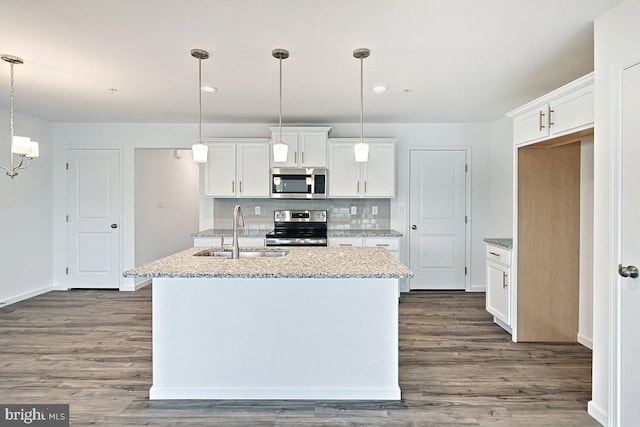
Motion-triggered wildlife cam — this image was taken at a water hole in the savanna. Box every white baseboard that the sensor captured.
[588,400,607,426]
[468,285,486,292]
[120,278,151,292]
[577,333,593,350]
[0,285,53,308]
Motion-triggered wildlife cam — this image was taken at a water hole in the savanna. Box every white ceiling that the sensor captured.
[0,0,621,124]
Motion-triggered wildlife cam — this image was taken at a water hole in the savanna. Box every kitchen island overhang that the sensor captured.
[124,246,413,401]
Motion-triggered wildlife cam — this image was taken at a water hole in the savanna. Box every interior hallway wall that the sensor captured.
[134,149,199,266]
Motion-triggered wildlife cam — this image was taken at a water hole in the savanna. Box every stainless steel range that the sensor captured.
[265,210,327,247]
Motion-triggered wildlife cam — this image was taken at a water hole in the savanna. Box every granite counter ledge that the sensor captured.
[327,229,403,238]
[483,238,513,250]
[192,228,267,238]
[124,246,413,279]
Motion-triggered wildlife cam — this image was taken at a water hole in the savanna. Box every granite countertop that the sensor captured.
[192,229,403,238]
[124,246,413,279]
[483,238,513,249]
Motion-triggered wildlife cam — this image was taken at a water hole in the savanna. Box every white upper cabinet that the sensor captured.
[204,139,270,198]
[268,127,330,168]
[328,138,397,198]
[509,73,593,146]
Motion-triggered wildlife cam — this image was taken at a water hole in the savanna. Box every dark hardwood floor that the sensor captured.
[0,287,597,426]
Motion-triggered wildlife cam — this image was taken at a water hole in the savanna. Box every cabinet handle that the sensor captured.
[294,151,297,163]
[232,181,235,192]
[548,106,555,128]
[364,181,367,193]
[375,244,389,247]
[538,110,546,131]
[357,181,360,193]
[239,181,242,193]
[502,272,508,289]
[339,244,353,247]
[302,151,305,164]
[489,251,500,257]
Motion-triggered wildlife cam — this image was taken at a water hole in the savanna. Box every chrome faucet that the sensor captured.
[232,204,245,259]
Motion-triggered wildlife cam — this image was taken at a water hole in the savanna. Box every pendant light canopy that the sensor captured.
[272,48,289,163]
[1,54,39,179]
[353,48,370,162]
[191,48,209,163]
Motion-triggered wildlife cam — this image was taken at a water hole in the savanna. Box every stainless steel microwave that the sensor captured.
[271,168,327,199]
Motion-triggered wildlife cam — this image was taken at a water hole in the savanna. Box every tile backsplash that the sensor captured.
[214,199,390,230]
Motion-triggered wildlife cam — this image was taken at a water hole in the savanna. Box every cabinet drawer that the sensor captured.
[364,237,400,251]
[328,237,364,247]
[485,245,511,266]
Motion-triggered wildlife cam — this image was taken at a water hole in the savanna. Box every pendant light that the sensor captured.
[353,48,370,162]
[272,48,289,163]
[191,48,209,163]
[1,54,39,179]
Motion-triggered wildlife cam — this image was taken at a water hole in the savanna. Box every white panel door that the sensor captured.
[66,149,120,288]
[409,150,467,290]
[619,61,640,426]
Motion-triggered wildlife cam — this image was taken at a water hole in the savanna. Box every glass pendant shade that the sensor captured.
[26,140,39,158]
[273,140,288,163]
[192,142,208,163]
[354,141,369,163]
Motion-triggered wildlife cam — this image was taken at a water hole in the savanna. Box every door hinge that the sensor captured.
[65,267,69,275]
[66,162,69,170]
[465,267,468,275]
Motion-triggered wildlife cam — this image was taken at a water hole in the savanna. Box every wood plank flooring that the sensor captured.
[0,288,597,426]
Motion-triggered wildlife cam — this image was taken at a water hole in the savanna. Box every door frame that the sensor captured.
[405,146,471,291]
[607,52,640,427]
[60,146,124,290]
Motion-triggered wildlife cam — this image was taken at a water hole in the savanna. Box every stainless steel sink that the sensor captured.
[193,249,289,258]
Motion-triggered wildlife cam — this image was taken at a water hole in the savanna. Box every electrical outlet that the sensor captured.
[350,206,357,215]
[157,201,164,209]
[255,206,261,215]
[372,206,378,215]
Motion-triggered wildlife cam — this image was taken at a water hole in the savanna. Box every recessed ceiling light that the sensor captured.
[371,85,387,93]
[201,86,217,92]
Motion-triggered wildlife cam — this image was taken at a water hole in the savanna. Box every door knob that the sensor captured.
[619,264,639,279]
[411,225,417,230]
[110,223,118,229]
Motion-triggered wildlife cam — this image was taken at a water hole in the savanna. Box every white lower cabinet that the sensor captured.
[485,244,511,332]
[328,236,400,258]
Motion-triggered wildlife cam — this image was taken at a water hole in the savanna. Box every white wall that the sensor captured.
[0,109,53,305]
[52,121,493,291]
[134,149,199,266]
[579,138,594,350]
[592,0,640,424]
[488,117,514,237]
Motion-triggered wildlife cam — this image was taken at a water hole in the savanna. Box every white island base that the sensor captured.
[150,276,400,400]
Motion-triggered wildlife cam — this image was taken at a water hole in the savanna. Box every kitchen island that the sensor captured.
[124,246,412,400]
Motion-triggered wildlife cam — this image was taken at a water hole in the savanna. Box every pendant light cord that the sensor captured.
[9,62,14,142]
[198,57,202,144]
[359,56,364,144]
[279,56,283,142]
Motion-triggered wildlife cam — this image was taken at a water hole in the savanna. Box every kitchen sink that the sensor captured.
[193,249,289,258]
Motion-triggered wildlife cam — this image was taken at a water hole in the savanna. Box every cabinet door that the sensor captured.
[205,143,236,197]
[237,143,269,197]
[513,105,549,145]
[363,143,396,197]
[299,131,327,167]
[486,261,510,325]
[270,131,298,167]
[549,85,594,136]
[328,143,361,197]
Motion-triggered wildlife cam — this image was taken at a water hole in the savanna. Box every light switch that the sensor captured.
[350,206,357,215]
[157,201,164,209]
[372,206,378,215]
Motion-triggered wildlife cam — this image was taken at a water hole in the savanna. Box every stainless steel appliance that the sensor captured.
[265,210,327,246]
[270,168,327,199]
